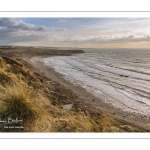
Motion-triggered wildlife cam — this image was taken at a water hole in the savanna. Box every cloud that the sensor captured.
[58,19,66,23]
[0,18,48,31]
[56,28,67,31]
[37,26,48,31]
[50,27,67,31]
[59,34,150,44]
[1,18,150,47]
[0,18,49,44]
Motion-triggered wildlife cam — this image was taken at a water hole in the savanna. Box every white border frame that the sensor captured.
[0,11,150,139]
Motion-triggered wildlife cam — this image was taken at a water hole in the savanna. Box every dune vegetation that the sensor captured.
[0,56,146,132]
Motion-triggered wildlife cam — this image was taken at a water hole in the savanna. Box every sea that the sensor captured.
[35,48,150,117]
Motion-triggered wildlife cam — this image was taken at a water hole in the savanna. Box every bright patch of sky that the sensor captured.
[1,18,150,48]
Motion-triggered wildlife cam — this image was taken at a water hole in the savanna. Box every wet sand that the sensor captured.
[26,56,150,131]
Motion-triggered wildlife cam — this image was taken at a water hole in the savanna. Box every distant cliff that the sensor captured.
[0,46,84,57]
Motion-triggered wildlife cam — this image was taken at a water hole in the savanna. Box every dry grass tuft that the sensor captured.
[0,84,52,131]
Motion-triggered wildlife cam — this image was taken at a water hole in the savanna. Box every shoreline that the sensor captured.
[26,55,150,131]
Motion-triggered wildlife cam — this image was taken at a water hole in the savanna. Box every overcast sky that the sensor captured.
[1,18,150,48]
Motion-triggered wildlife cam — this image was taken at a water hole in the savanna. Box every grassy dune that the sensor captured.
[0,56,146,132]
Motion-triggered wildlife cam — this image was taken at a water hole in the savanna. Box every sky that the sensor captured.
[1,18,150,48]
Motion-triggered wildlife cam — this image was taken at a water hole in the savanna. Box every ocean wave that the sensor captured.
[39,49,150,117]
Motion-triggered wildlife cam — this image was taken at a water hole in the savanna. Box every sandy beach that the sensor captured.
[27,55,150,131]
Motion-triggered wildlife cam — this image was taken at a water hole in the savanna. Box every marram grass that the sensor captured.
[0,83,52,131]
